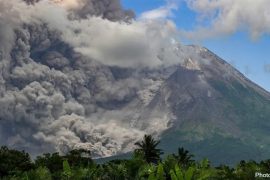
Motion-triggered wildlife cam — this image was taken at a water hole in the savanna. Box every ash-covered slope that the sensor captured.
[157,46,270,165]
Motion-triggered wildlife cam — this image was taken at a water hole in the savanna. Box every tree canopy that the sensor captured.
[1,135,270,179]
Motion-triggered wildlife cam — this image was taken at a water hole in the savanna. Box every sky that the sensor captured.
[122,0,270,91]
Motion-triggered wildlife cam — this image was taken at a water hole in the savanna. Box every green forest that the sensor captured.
[0,135,269,180]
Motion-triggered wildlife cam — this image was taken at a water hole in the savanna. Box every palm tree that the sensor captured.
[65,149,92,167]
[172,147,194,167]
[134,134,163,164]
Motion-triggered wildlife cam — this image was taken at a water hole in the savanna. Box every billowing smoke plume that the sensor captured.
[24,0,135,21]
[0,0,180,156]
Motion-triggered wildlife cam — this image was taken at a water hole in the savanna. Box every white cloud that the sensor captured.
[140,6,176,20]
[183,0,270,40]
[140,0,179,20]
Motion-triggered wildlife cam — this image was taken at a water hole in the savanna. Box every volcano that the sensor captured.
[108,44,270,165]
[157,46,270,165]
[1,0,270,166]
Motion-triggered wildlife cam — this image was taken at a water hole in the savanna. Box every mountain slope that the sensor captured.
[154,46,270,165]
[95,44,270,165]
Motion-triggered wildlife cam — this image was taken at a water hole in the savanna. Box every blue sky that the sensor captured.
[122,0,270,91]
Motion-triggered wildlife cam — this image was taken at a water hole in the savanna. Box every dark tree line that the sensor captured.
[0,135,270,179]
